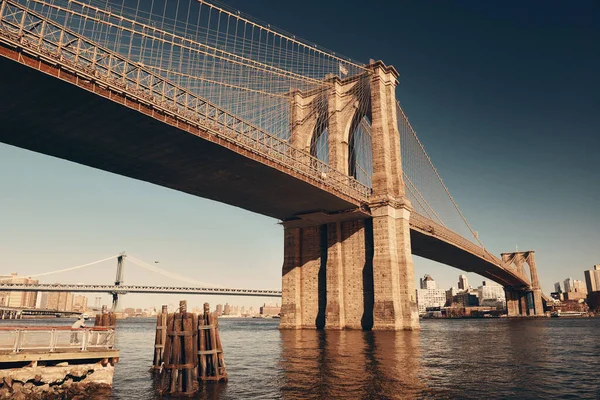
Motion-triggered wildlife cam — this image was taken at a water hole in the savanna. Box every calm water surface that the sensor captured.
[3,317,600,399]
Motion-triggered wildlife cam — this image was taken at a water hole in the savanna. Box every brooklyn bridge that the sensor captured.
[0,0,546,330]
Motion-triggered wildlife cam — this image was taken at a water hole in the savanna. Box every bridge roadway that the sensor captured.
[0,284,283,297]
[0,6,531,292]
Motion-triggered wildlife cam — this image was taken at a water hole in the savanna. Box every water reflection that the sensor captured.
[4,318,600,399]
[279,329,424,399]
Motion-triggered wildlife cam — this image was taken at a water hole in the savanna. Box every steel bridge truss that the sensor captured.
[0,283,282,297]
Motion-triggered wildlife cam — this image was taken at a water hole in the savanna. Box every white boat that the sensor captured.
[551,311,586,317]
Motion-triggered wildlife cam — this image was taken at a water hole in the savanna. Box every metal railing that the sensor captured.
[0,327,115,353]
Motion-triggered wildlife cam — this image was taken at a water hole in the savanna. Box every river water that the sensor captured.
[2,317,599,399]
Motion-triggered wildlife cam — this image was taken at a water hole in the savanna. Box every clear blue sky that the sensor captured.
[1,0,598,309]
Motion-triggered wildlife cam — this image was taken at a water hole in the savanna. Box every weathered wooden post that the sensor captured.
[156,300,226,395]
[153,305,168,370]
[197,302,227,382]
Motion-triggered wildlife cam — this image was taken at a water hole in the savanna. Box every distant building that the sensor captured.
[420,275,437,290]
[458,275,469,290]
[46,292,73,312]
[563,291,587,301]
[587,291,600,312]
[477,281,506,307]
[573,280,587,294]
[224,303,231,316]
[445,287,460,306]
[215,304,223,316]
[451,292,479,307]
[260,303,281,316]
[416,275,446,314]
[554,282,562,293]
[584,265,600,294]
[564,278,573,293]
[72,295,88,312]
[0,273,39,308]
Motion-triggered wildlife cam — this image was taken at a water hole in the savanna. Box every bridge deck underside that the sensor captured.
[410,229,526,288]
[0,55,360,221]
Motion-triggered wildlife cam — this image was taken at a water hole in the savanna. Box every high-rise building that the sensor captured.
[564,278,574,293]
[215,304,223,316]
[420,275,437,290]
[554,282,562,293]
[584,265,600,294]
[0,273,39,308]
[224,303,231,316]
[458,275,469,291]
[416,275,446,313]
[94,297,102,309]
[573,280,587,294]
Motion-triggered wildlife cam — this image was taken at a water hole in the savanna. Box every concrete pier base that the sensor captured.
[280,207,419,331]
[0,353,118,398]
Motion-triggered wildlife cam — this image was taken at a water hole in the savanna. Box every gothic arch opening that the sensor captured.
[348,108,373,187]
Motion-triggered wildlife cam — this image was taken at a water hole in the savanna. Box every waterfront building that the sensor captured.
[584,265,600,294]
[215,304,223,316]
[445,287,460,306]
[416,275,446,314]
[0,273,39,308]
[477,281,506,307]
[224,303,231,316]
[73,295,88,312]
[260,303,281,316]
[450,292,479,307]
[458,275,469,290]
[46,291,73,312]
[563,291,587,301]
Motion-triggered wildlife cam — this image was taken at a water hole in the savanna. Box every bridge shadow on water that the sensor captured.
[278,329,425,399]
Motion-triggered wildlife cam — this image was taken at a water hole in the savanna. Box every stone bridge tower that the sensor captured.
[280,61,419,331]
[501,251,544,316]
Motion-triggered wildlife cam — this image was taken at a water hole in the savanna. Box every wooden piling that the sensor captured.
[160,312,174,393]
[101,312,109,327]
[153,305,168,370]
[198,317,207,380]
[108,312,117,328]
[157,301,227,395]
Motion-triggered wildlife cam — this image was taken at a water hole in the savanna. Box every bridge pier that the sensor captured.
[280,213,418,331]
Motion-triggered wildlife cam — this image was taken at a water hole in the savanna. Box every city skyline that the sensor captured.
[1,0,599,306]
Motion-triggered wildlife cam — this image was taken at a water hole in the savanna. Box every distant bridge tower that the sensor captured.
[501,251,544,316]
[111,253,126,312]
[281,61,419,331]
